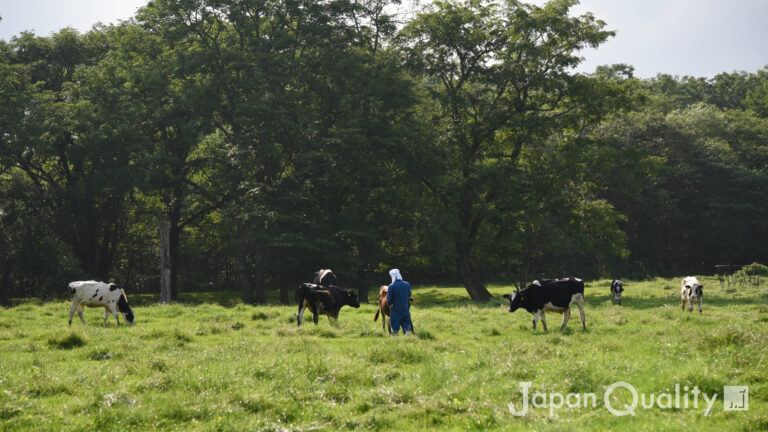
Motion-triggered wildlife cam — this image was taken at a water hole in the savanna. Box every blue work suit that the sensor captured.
[387,279,412,334]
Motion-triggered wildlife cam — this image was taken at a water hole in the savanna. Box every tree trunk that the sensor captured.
[169,216,181,301]
[0,269,10,307]
[237,221,254,304]
[457,249,492,301]
[158,220,172,304]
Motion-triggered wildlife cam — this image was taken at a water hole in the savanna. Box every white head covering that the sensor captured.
[389,268,402,283]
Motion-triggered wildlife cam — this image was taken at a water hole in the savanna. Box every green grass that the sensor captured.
[0,276,766,431]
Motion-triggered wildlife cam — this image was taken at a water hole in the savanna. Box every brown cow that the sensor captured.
[373,285,414,333]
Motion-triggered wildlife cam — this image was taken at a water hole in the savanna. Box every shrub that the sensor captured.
[742,262,768,276]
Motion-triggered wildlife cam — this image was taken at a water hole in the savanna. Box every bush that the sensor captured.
[741,262,768,276]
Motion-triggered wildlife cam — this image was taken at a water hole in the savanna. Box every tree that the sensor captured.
[109,13,222,302]
[595,100,768,276]
[398,0,625,300]
[0,28,138,281]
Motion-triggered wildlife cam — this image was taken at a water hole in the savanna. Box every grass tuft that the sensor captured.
[251,311,270,321]
[87,348,117,360]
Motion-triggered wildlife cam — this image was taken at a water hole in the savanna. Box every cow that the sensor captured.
[68,280,135,326]
[296,283,360,326]
[373,285,415,333]
[503,278,586,331]
[680,276,703,313]
[611,279,624,305]
[313,269,338,286]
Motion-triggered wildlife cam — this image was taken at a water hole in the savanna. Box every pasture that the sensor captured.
[0,277,766,431]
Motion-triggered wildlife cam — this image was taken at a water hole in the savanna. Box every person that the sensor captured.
[387,268,412,335]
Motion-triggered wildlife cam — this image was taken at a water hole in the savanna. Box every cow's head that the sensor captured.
[502,289,524,313]
[611,280,624,305]
[684,282,703,300]
[346,289,361,308]
[117,293,135,325]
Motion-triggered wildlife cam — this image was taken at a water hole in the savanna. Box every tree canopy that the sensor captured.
[1,0,767,304]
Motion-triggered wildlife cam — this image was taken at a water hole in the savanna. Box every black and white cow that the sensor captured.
[503,278,586,331]
[610,279,624,305]
[680,276,703,313]
[313,269,338,286]
[68,280,135,326]
[296,283,360,326]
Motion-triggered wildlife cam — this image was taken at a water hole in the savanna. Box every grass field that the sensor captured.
[1,276,766,431]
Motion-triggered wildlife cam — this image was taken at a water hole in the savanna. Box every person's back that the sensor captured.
[388,279,411,311]
[387,269,412,334]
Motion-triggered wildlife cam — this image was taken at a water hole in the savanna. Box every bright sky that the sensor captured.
[1,0,767,78]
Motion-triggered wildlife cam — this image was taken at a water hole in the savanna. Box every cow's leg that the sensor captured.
[297,301,304,327]
[76,305,86,325]
[386,315,392,334]
[108,304,120,325]
[532,311,540,330]
[560,309,570,330]
[681,296,685,311]
[69,302,79,326]
[297,300,308,327]
[328,312,339,327]
[577,302,586,330]
[313,302,321,325]
[103,308,109,324]
[540,310,548,332]
[697,297,702,314]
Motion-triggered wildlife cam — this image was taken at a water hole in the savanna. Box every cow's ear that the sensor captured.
[502,294,510,299]
[699,284,704,288]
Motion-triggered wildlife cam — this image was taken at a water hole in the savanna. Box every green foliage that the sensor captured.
[397,0,640,296]
[741,263,768,276]
[0,1,767,302]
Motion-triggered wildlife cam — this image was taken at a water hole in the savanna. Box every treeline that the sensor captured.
[1,0,766,304]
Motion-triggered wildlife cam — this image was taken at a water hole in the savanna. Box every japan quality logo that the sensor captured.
[723,386,748,411]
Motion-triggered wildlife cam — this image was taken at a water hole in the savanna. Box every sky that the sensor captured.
[1,0,767,78]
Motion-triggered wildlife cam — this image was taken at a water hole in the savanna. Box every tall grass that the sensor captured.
[0,276,765,430]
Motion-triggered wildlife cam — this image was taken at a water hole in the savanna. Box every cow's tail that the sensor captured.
[374,308,380,322]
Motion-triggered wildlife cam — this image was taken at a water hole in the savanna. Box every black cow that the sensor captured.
[503,278,586,331]
[296,283,360,326]
[313,269,338,286]
[610,279,624,305]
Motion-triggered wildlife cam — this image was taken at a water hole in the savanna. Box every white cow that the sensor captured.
[68,280,135,325]
[680,276,703,313]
